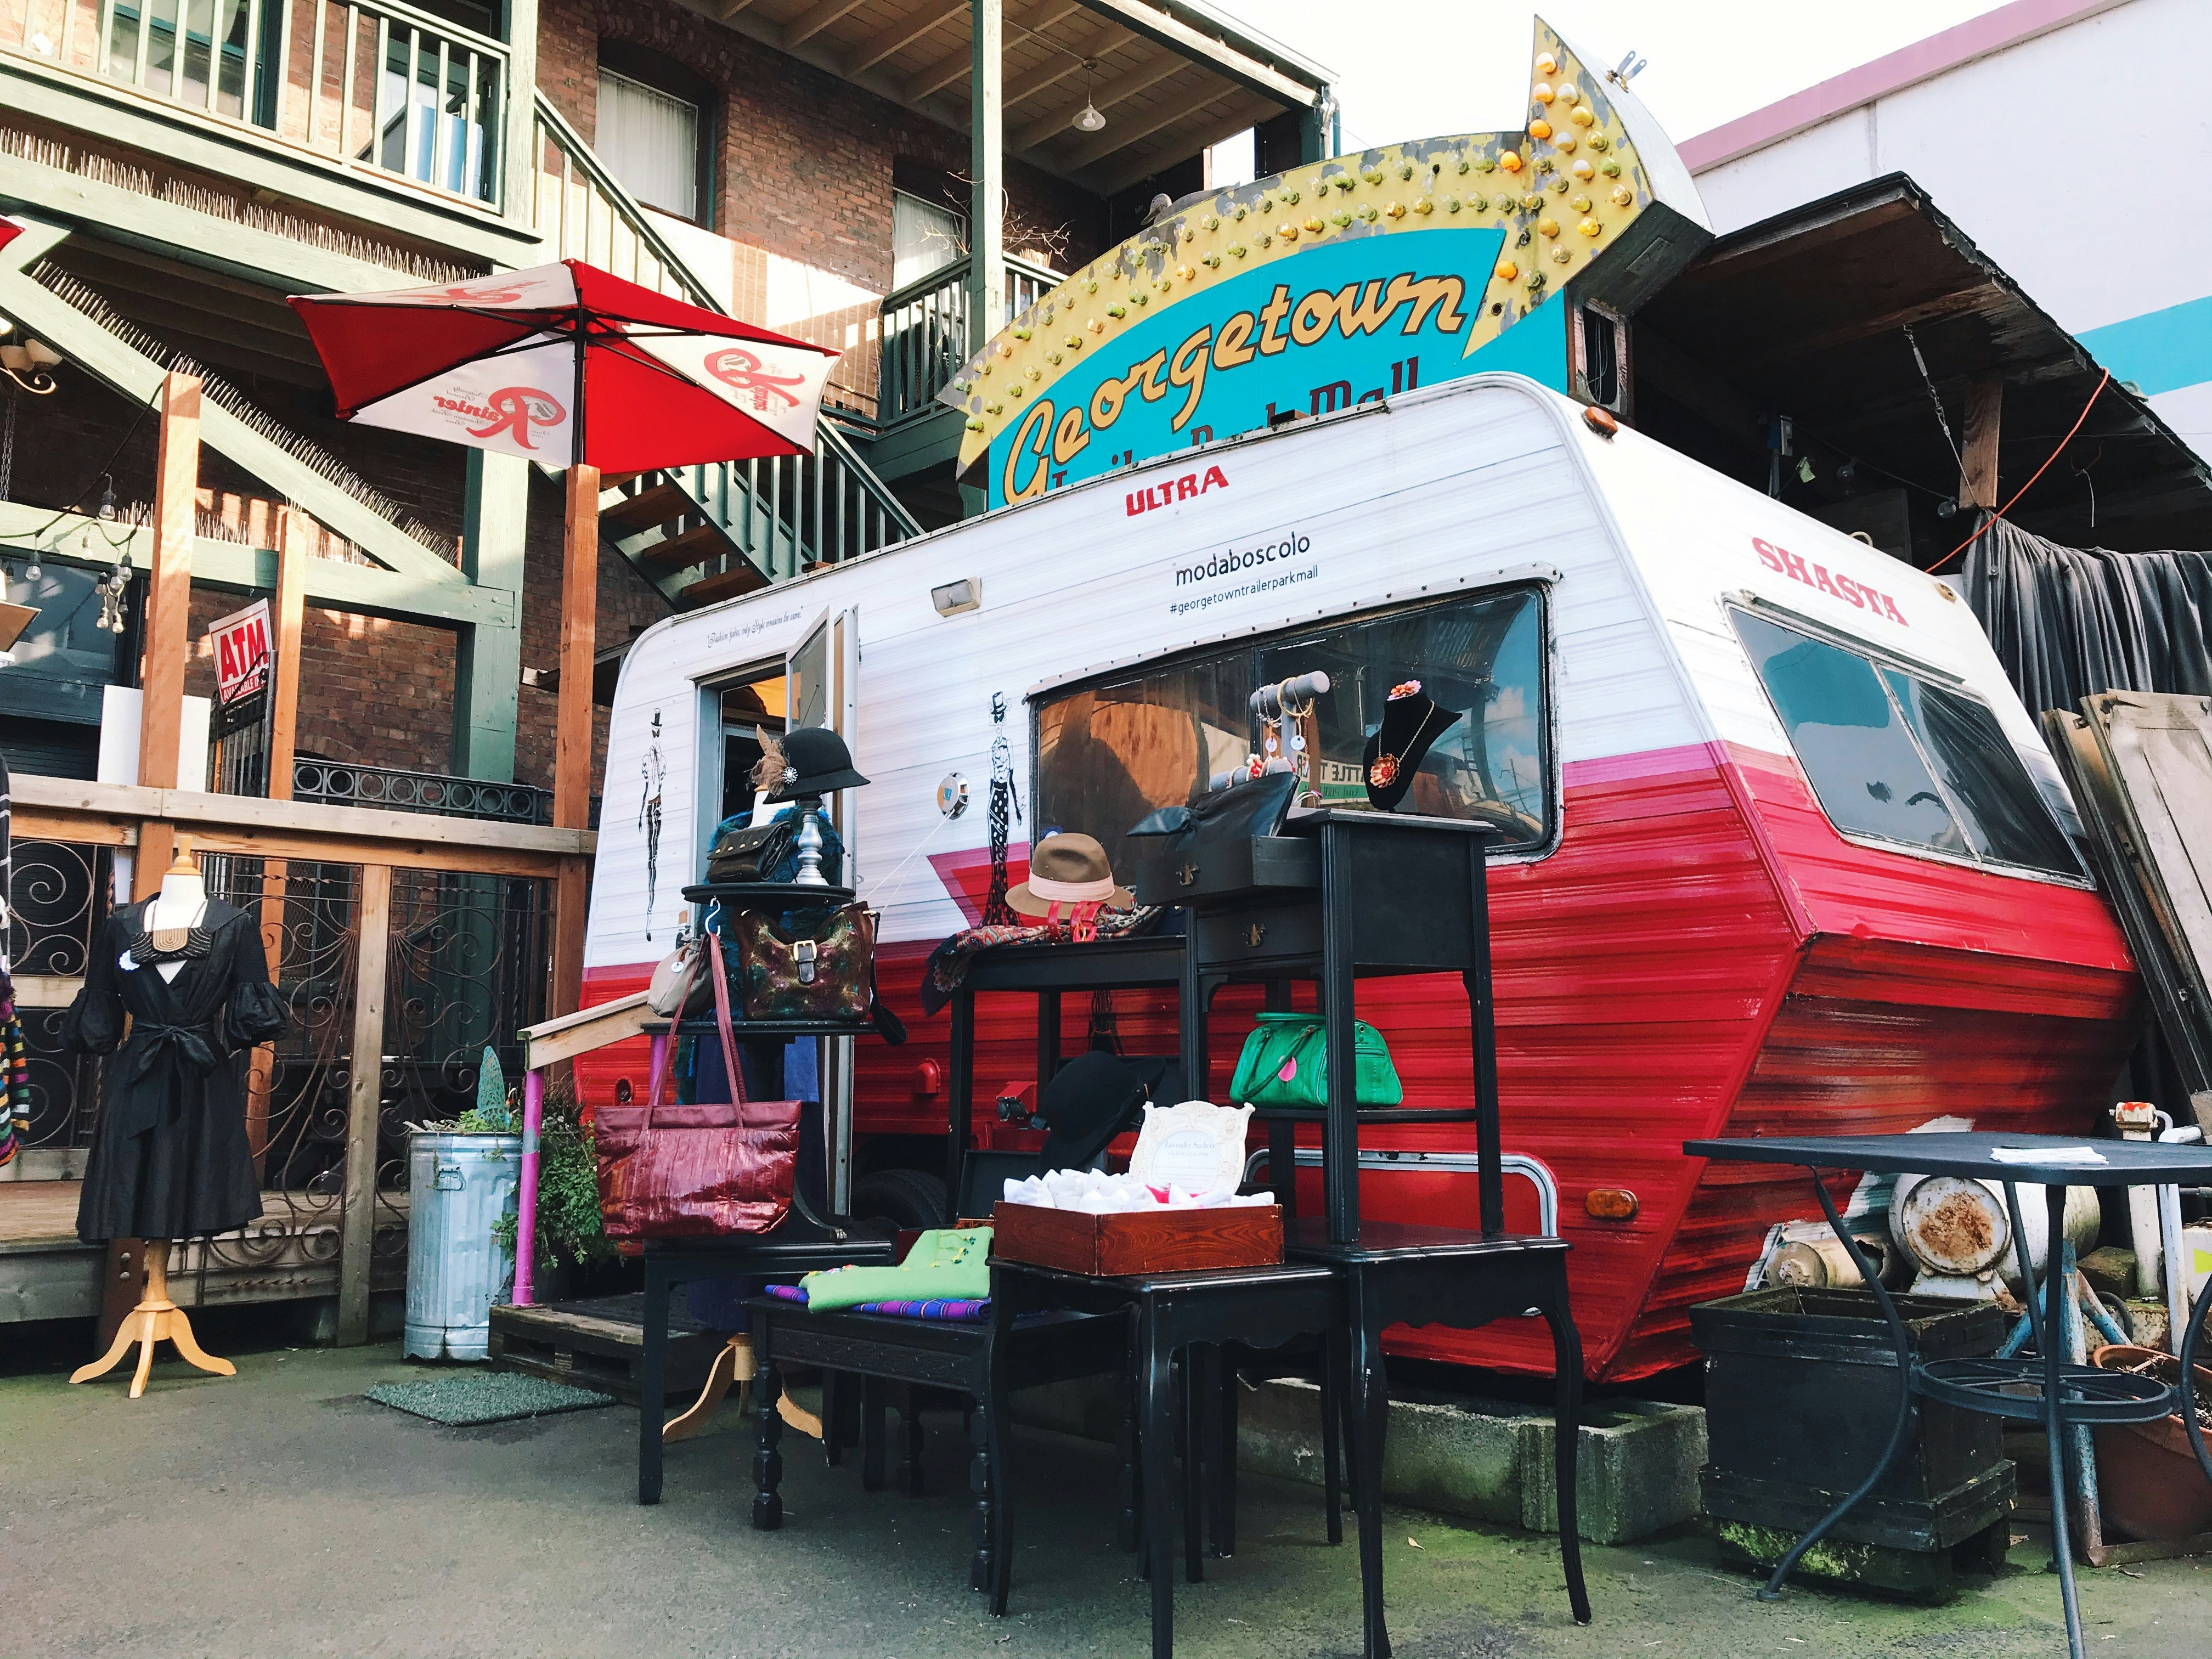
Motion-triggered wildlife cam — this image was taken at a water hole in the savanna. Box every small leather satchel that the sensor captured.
[731,902,876,1023]
[644,931,710,1017]
[596,932,800,1239]
[704,817,796,884]
[1227,1011,1405,1110]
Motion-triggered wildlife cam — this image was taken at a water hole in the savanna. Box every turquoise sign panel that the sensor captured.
[985,227,1572,508]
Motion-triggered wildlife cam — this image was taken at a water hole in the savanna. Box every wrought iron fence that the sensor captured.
[4,838,109,1152]
[293,758,552,825]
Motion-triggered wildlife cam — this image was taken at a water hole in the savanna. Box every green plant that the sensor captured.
[493,1076,616,1272]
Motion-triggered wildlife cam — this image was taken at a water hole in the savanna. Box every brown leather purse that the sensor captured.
[594,932,799,1239]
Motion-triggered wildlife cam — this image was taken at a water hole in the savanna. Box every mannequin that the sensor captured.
[66,838,287,1395]
[146,841,210,983]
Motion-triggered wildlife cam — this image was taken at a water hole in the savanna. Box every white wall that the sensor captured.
[1690,0,2212,468]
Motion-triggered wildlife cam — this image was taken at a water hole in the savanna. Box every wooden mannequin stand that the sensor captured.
[71,1238,235,1397]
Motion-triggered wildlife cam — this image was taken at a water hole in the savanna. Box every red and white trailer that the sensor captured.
[578,370,2135,1381]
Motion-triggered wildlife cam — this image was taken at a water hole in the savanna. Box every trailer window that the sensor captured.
[1258,589,1548,843]
[1035,657,1254,865]
[1034,588,1551,865]
[1731,609,2079,879]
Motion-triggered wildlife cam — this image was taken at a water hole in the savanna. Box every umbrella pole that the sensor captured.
[550,456,597,1019]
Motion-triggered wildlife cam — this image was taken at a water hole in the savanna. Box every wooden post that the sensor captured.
[336,861,393,1347]
[135,370,201,899]
[245,505,308,1168]
[267,505,306,802]
[967,0,1005,353]
[1960,374,2002,512]
[549,464,599,1018]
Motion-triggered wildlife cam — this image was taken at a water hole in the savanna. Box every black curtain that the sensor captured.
[1963,518,2212,716]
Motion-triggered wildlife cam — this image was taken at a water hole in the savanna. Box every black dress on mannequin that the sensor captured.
[65,896,289,1243]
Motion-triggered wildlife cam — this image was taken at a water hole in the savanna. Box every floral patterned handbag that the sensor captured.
[730,902,876,1023]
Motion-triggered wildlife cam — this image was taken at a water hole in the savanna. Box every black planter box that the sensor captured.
[1691,1286,2014,1555]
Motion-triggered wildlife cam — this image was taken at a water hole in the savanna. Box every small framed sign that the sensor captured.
[1126,1101,1253,1195]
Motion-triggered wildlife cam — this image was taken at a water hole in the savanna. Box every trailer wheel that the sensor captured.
[851,1168,948,1231]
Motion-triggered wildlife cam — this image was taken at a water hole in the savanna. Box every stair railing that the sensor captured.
[531,94,919,588]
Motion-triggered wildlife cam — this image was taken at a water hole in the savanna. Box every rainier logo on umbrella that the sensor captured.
[703,348,806,411]
[445,386,567,448]
[289,258,840,472]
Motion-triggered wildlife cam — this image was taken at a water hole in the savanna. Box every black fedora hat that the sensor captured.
[767,725,870,799]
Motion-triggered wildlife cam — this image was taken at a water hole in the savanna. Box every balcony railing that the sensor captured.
[5,0,508,207]
[293,758,551,823]
[878,252,1060,428]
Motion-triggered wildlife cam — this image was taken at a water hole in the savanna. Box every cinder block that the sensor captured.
[1234,1378,1537,1526]
[1520,1400,1708,1545]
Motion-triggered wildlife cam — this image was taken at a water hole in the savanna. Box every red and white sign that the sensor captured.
[208,599,272,706]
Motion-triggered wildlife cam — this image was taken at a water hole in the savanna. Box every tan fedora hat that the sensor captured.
[1007,833,1134,918]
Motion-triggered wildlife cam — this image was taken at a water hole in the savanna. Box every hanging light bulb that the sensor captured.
[97,475,116,520]
[22,551,38,581]
[1073,61,1105,132]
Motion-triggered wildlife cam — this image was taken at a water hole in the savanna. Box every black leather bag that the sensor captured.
[1124,771,1301,904]
[705,817,795,884]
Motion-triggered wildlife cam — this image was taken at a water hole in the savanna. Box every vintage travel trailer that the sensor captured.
[577,367,2137,1383]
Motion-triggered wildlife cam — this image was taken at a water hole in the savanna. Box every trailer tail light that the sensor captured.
[1585,1188,1638,1221]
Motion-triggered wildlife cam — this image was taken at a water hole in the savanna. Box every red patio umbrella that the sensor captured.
[288,259,839,473]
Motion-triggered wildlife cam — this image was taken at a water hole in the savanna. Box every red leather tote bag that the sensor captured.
[595,932,799,1239]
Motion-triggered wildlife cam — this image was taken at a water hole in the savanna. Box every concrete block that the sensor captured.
[1520,1400,1708,1545]
[1013,1372,1706,1546]
[1236,1377,1537,1525]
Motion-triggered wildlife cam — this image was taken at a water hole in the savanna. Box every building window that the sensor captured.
[1730,606,2081,881]
[597,66,701,220]
[892,190,966,290]
[1034,587,1552,868]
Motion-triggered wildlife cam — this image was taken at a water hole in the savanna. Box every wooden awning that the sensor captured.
[1634,175,2212,555]
[689,0,1334,195]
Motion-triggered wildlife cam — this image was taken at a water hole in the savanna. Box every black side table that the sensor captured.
[746,1295,1130,1592]
[942,935,1186,1222]
[986,1257,1344,1658]
[1282,1220,1591,1654]
[637,1232,894,1505]
[1689,1131,2212,1659]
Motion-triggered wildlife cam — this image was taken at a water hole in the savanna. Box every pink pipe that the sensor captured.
[514,1067,544,1306]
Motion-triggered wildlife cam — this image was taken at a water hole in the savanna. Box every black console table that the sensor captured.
[1169,809,1592,1654]
[985,1257,1344,1657]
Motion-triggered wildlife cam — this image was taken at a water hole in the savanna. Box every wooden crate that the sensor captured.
[488,1294,721,1406]
[991,1202,1282,1276]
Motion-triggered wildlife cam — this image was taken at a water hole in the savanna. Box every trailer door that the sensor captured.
[785,605,861,1209]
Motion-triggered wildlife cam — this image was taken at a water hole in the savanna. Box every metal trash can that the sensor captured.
[404,1130,522,1361]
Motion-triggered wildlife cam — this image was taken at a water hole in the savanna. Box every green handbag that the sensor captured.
[1227,1012,1404,1109]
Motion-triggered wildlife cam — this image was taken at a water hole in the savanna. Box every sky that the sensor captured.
[1206,0,2001,166]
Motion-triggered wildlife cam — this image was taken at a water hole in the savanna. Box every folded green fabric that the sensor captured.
[799,1226,992,1312]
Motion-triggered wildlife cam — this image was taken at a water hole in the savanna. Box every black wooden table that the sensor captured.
[1173,810,1590,1654]
[985,1257,1344,1658]
[1283,1218,1590,1652]
[1688,1131,2212,1659]
[746,1294,1130,1590]
[942,934,1186,1221]
[636,1233,893,1505]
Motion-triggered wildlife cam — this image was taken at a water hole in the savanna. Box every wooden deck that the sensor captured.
[0,1180,408,1323]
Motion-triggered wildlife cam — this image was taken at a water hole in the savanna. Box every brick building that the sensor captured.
[0,0,1335,799]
